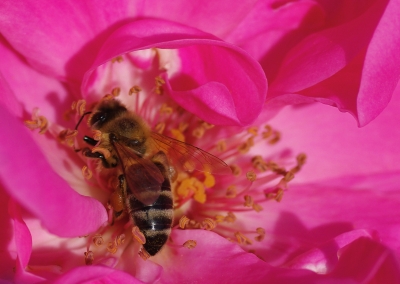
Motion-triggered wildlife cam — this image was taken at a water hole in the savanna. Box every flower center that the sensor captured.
[24,49,306,264]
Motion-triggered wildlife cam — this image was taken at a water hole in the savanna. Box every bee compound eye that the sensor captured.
[91,112,107,125]
[128,139,140,147]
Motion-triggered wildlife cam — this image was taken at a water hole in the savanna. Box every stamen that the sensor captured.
[179,215,190,229]
[247,126,258,136]
[170,129,185,142]
[72,100,86,116]
[252,203,263,212]
[155,76,165,95]
[234,232,253,245]
[201,218,216,230]
[244,195,254,207]
[183,240,197,249]
[111,87,121,97]
[154,122,166,134]
[84,251,94,265]
[58,129,78,147]
[255,228,265,242]
[230,165,242,176]
[246,171,257,182]
[107,241,118,254]
[138,248,150,261]
[81,166,93,180]
[159,103,173,116]
[216,140,227,152]
[132,226,146,245]
[129,85,142,95]
[116,234,126,246]
[24,108,48,134]
[203,173,215,188]
[226,185,237,198]
[92,234,104,247]
[111,56,123,63]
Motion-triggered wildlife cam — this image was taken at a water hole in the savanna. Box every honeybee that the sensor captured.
[76,99,231,256]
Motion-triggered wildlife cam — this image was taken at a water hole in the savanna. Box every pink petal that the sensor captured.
[0,104,107,237]
[269,0,400,126]
[83,19,267,126]
[266,83,400,182]
[330,237,400,283]
[52,266,142,284]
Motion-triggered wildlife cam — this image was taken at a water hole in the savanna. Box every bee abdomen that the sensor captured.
[129,180,173,256]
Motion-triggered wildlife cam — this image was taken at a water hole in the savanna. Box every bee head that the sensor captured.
[89,100,127,129]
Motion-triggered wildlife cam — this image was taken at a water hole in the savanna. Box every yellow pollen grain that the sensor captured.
[129,85,142,95]
[111,87,121,97]
[252,155,268,172]
[84,251,94,265]
[179,215,190,229]
[192,126,205,138]
[183,240,197,249]
[246,171,257,182]
[225,212,236,223]
[170,128,185,142]
[81,166,93,180]
[132,226,146,245]
[226,185,237,198]
[24,108,48,134]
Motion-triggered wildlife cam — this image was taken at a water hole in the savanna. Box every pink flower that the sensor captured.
[1,0,400,283]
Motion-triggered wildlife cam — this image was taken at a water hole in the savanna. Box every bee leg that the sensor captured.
[81,147,112,168]
[109,175,126,225]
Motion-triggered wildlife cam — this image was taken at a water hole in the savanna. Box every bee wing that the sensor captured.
[113,140,164,206]
[150,132,232,175]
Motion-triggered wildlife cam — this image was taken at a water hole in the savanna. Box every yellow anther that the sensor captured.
[275,188,284,202]
[203,173,215,188]
[247,126,258,136]
[252,155,268,172]
[230,165,241,176]
[170,128,185,142]
[111,56,123,63]
[183,240,197,249]
[255,228,265,242]
[92,234,104,247]
[268,131,281,144]
[225,212,236,223]
[283,171,295,182]
[234,232,253,245]
[103,94,114,100]
[262,125,273,139]
[111,87,121,97]
[192,126,205,138]
[179,215,190,229]
[201,218,216,230]
[155,76,165,86]
[132,226,146,245]
[216,140,227,152]
[75,100,86,116]
[179,122,189,133]
[226,185,237,198]
[58,129,78,147]
[201,121,214,129]
[159,103,173,115]
[82,166,93,180]
[24,108,48,134]
[106,242,118,254]
[84,251,94,265]
[154,122,165,134]
[246,171,257,182]
[129,85,142,95]
[297,153,307,166]
[244,195,254,207]
[92,147,111,159]
[115,234,125,246]
[215,215,225,223]
[252,203,263,212]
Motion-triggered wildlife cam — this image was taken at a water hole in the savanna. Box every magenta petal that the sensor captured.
[269,0,400,126]
[0,104,107,237]
[331,237,400,283]
[83,19,266,126]
[52,265,141,283]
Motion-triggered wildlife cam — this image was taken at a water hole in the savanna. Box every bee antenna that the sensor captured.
[75,111,92,130]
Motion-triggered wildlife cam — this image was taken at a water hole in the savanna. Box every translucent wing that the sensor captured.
[150,132,232,175]
[112,139,164,206]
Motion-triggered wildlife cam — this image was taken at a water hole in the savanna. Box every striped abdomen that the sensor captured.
[127,177,173,256]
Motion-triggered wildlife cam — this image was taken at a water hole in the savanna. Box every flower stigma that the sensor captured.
[24,48,306,265]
